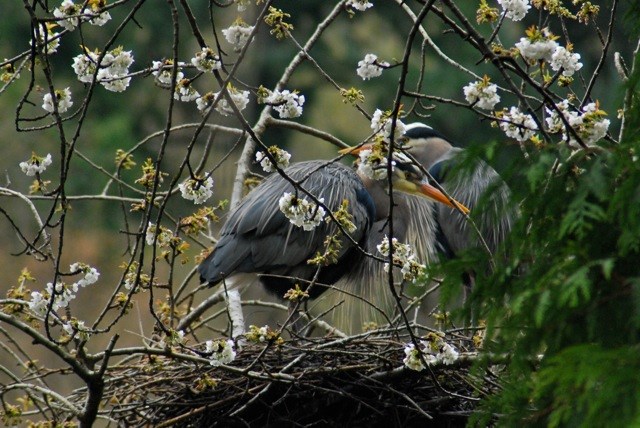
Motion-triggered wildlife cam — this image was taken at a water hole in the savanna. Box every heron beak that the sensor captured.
[339,145,470,214]
[393,176,470,215]
[338,145,369,156]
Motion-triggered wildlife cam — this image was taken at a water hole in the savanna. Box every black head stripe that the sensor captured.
[403,125,449,141]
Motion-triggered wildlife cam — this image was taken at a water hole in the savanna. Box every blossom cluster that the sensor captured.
[516,27,583,77]
[370,109,406,143]
[403,335,459,371]
[244,324,284,345]
[53,0,112,31]
[42,88,73,113]
[356,53,388,80]
[174,79,200,102]
[377,236,426,283]
[463,76,500,110]
[546,100,610,146]
[346,0,373,12]
[72,47,134,92]
[152,60,184,86]
[205,339,236,366]
[62,318,92,341]
[197,85,250,116]
[255,146,291,173]
[145,222,175,247]
[222,18,254,51]
[191,47,222,73]
[258,88,306,118]
[497,0,531,21]
[178,176,214,204]
[278,192,326,231]
[356,148,396,181]
[28,263,100,317]
[498,106,538,142]
[20,153,52,176]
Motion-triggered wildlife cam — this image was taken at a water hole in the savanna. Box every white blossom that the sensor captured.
[222,21,254,51]
[278,192,326,231]
[89,10,111,26]
[145,222,175,246]
[205,339,236,366]
[515,28,559,63]
[42,88,73,113]
[499,106,538,142]
[357,149,395,181]
[162,330,186,347]
[346,0,373,11]
[63,319,91,341]
[254,325,269,342]
[196,92,215,113]
[70,262,100,287]
[439,342,459,365]
[377,235,425,282]
[29,281,80,315]
[200,86,249,116]
[97,69,132,92]
[152,60,184,86]
[53,0,82,30]
[403,337,459,370]
[546,100,610,146]
[73,48,133,92]
[28,291,49,317]
[53,0,111,28]
[46,281,78,310]
[72,51,100,83]
[178,176,214,204]
[370,109,406,143]
[191,47,222,72]
[497,0,531,21]
[174,79,200,102]
[579,103,610,145]
[32,23,60,55]
[403,344,425,371]
[261,89,305,119]
[550,46,583,77]
[356,54,388,80]
[20,153,52,176]
[463,78,500,110]
[106,50,134,75]
[255,146,291,173]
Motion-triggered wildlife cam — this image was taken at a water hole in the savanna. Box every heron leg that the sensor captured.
[462,271,476,338]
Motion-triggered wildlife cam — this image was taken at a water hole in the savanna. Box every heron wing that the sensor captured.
[431,150,513,256]
[198,161,372,285]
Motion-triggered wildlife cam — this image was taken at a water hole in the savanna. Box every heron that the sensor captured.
[402,122,513,261]
[197,157,468,334]
[332,123,514,331]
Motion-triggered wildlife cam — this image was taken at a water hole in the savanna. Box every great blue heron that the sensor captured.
[402,123,513,260]
[331,123,514,331]
[197,158,467,332]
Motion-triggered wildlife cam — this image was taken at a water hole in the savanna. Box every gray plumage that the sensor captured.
[328,124,515,332]
[326,190,442,332]
[198,161,375,298]
[403,123,514,259]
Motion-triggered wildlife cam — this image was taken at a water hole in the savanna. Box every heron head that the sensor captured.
[339,142,469,215]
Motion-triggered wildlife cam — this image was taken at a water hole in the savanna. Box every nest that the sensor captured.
[70,331,490,427]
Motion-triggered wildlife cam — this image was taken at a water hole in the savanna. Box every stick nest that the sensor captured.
[70,331,489,427]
